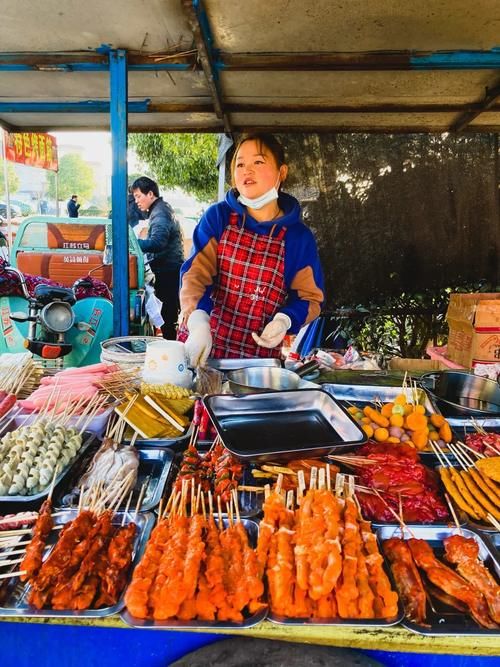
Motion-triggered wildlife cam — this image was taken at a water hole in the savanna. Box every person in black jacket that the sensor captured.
[127,186,147,228]
[67,194,80,218]
[132,176,184,339]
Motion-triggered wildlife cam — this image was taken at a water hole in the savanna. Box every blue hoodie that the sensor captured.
[180,189,324,333]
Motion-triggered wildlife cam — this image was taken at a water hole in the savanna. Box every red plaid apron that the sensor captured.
[210,211,287,358]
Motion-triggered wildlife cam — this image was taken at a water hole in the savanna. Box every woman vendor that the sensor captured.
[179,133,324,366]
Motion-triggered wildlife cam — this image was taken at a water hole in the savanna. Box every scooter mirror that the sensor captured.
[10,311,29,322]
[103,244,113,265]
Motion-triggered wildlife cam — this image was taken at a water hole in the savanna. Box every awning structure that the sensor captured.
[1,0,499,336]
[1,0,500,134]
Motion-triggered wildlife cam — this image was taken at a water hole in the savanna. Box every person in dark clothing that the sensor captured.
[67,194,80,218]
[127,186,147,228]
[132,176,184,340]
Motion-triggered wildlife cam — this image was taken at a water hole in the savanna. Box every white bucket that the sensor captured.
[142,339,192,388]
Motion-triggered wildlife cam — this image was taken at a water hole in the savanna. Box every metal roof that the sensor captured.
[1,0,500,134]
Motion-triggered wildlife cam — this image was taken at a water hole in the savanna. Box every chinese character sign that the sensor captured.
[3,131,58,171]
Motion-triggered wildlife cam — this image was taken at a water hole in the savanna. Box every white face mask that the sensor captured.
[237,175,281,210]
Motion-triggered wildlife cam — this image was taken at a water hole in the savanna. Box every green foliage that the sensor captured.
[330,281,500,364]
[0,161,20,197]
[46,153,95,203]
[129,134,218,202]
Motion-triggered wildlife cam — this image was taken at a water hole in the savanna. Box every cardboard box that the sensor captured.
[388,357,447,372]
[446,293,500,368]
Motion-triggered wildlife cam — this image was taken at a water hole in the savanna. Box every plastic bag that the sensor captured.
[144,284,164,327]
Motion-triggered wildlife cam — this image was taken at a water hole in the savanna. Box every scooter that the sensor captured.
[0,260,114,368]
[0,215,150,367]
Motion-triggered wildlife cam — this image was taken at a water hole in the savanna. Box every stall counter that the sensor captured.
[1,616,498,657]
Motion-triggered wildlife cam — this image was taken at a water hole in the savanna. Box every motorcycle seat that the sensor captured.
[34,283,76,305]
[15,251,139,289]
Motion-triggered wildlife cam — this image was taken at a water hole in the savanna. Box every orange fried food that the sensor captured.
[383,537,426,624]
[443,534,500,624]
[20,498,53,582]
[408,538,498,630]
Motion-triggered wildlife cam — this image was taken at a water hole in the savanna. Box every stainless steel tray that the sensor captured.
[483,531,500,556]
[322,383,437,414]
[268,530,403,626]
[376,524,500,636]
[207,358,282,371]
[123,426,192,452]
[168,450,264,519]
[0,430,97,504]
[57,446,175,513]
[203,389,366,464]
[0,509,155,618]
[121,518,268,629]
[446,417,500,437]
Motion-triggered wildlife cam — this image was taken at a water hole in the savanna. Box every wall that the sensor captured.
[277,133,499,308]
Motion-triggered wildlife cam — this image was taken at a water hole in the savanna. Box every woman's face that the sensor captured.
[233,139,286,198]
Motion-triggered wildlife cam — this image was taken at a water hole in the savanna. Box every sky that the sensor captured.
[52,131,206,218]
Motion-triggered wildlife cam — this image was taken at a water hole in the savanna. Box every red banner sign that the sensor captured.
[3,130,58,172]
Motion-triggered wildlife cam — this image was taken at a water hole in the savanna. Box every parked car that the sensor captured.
[8,199,33,216]
[0,202,22,218]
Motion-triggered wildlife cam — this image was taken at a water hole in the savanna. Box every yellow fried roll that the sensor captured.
[448,468,488,521]
[460,470,500,520]
[439,467,482,521]
[469,468,500,508]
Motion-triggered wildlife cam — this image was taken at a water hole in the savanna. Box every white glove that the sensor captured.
[185,309,213,367]
[252,313,291,349]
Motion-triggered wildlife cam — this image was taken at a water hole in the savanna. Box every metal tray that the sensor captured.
[482,531,500,556]
[445,417,500,430]
[322,383,437,414]
[121,517,268,629]
[0,509,155,619]
[0,430,97,504]
[375,524,500,636]
[207,358,282,371]
[203,389,367,464]
[56,446,175,513]
[167,450,264,519]
[123,427,192,452]
[268,531,404,627]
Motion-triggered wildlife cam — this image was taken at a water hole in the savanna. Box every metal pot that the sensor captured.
[420,370,500,418]
[226,361,319,395]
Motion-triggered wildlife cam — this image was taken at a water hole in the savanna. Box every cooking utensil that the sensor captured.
[420,371,500,418]
[203,389,366,463]
[226,360,320,395]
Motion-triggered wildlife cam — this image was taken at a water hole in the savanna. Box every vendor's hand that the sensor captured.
[185,309,213,367]
[252,313,291,349]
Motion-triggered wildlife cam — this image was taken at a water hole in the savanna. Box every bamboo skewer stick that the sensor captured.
[486,513,500,531]
[0,556,24,568]
[133,481,148,520]
[444,492,463,535]
[121,490,134,527]
[0,569,26,580]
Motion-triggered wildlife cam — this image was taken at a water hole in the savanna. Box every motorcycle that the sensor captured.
[0,260,114,368]
[0,216,149,367]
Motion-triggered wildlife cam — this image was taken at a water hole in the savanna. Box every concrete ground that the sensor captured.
[170,637,384,667]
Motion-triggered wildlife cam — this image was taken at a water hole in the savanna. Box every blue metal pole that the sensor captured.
[0,101,149,113]
[109,49,129,337]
